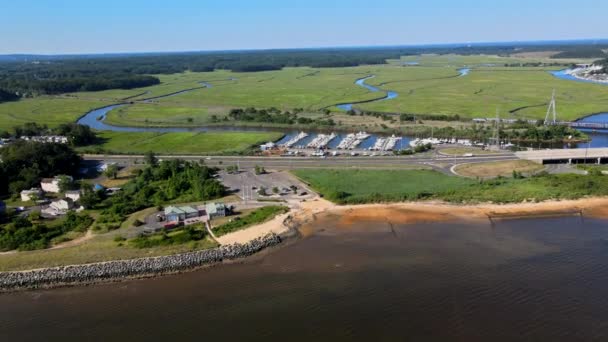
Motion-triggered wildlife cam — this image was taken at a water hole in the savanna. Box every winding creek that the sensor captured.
[75,68,608,149]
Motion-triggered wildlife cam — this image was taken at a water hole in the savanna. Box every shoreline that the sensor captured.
[2,197,608,292]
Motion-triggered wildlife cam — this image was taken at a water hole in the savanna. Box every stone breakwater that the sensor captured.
[0,234,282,291]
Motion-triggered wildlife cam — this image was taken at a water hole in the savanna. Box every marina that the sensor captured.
[280,131,308,148]
[306,132,337,149]
[336,131,371,149]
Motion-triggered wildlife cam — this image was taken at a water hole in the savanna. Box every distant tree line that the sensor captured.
[551,48,607,59]
[2,43,608,97]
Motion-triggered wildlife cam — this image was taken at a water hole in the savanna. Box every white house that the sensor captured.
[50,198,74,211]
[40,175,73,193]
[42,198,75,216]
[65,190,81,202]
[20,188,43,202]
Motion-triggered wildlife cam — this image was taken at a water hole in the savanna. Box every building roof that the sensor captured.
[164,206,199,216]
[205,202,226,214]
[65,190,81,195]
[21,188,42,194]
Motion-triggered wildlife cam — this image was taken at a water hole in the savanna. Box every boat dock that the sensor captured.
[371,135,402,151]
[307,133,337,149]
[281,131,308,148]
[337,132,370,149]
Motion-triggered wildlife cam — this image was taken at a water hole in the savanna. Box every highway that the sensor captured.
[82,152,518,174]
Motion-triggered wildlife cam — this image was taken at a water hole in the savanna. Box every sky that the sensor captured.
[2,0,608,54]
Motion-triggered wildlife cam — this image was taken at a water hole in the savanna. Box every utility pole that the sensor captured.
[491,107,500,151]
[544,89,557,126]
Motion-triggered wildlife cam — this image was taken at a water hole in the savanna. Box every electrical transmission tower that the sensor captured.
[544,89,557,125]
[490,107,501,150]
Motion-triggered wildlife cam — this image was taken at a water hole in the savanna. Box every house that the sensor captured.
[65,190,81,202]
[206,202,227,218]
[164,205,207,226]
[42,198,74,216]
[50,198,74,211]
[40,175,73,193]
[20,188,43,202]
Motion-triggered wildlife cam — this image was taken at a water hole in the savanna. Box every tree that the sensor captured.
[254,165,266,175]
[104,164,119,179]
[289,185,298,193]
[144,151,158,167]
[258,187,268,196]
[80,183,103,209]
[57,175,73,193]
[272,187,279,194]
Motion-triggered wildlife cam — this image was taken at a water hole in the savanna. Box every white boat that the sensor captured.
[281,131,308,148]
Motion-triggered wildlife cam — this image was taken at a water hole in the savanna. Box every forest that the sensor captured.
[0,141,82,196]
[2,41,608,97]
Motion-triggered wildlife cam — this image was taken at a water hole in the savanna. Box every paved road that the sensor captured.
[82,152,518,173]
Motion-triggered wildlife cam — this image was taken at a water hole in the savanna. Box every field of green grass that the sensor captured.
[0,97,107,131]
[2,54,607,133]
[294,169,608,204]
[362,66,608,120]
[293,169,475,203]
[80,131,283,155]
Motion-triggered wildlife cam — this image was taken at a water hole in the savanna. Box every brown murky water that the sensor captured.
[2,214,608,341]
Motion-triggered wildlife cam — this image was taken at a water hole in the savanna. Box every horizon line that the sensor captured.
[2,37,608,57]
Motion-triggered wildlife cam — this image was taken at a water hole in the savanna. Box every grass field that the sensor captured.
[80,131,284,155]
[294,169,608,204]
[439,147,497,156]
[454,160,546,178]
[293,169,474,203]
[0,97,107,131]
[2,54,607,132]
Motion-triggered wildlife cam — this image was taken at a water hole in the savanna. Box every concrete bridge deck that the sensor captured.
[516,148,608,164]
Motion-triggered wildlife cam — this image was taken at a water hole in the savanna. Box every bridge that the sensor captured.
[516,148,608,165]
[472,118,608,130]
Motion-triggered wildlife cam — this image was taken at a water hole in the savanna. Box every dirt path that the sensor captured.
[50,229,94,250]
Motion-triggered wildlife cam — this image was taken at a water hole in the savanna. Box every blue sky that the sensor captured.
[1,0,607,54]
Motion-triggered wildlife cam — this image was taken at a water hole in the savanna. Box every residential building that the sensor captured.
[50,198,74,211]
[42,198,74,216]
[40,175,73,193]
[206,202,227,218]
[20,188,43,202]
[65,190,81,202]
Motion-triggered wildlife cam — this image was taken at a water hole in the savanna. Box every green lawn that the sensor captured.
[80,131,283,155]
[0,97,107,131]
[294,169,608,204]
[104,103,213,127]
[213,206,289,237]
[293,169,475,203]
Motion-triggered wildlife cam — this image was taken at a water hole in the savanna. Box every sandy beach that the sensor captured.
[218,197,608,244]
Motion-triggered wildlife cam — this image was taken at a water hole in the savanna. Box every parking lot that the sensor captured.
[217,169,314,201]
